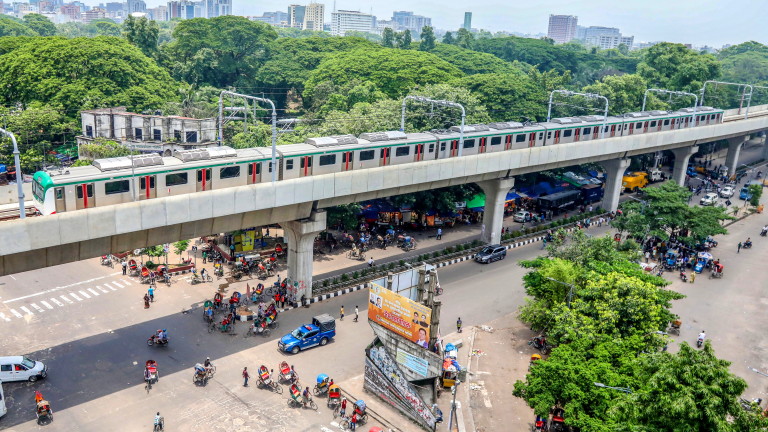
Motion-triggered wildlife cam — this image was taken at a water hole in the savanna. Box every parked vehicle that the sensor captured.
[278,314,336,354]
[513,210,532,223]
[0,356,47,382]
[646,169,665,183]
[474,244,506,264]
[699,193,718,206]
[740,186,753,200]
[537,190,581,214]
[719,186,735,198]
[579,183,604,203]
[622,172,649,192]
[0,381,6,418]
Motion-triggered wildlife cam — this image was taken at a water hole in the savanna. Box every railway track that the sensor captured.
[0,205,37,221]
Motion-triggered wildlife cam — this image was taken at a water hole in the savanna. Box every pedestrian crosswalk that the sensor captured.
[3,278,134,322]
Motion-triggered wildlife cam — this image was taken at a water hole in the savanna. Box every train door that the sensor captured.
[196,168,212,191]
[643,121,649,133]
[478,138,487,154]
[451,140,459,157]
[629,123,634,135]
[75,183,95,210]
[610,125,616,137]
[342,151,355,170]
[139,175,156,200]
[505,135,512,150]
[593,127,599,139]
[247,163,261,184]
[574,128,581,142]
[657,120,663,131]
[300,156,313,177]
[553,131,561,144]
[528,133,536,148]
[54,187,66,213]
[380,148,390,166]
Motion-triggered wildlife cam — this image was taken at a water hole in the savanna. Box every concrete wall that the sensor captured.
[0,183,31,205]
[2,112,767,275]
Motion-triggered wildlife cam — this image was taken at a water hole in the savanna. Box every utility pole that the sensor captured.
[0,128,25,219]
[401,95,466,155]
[547,90,609,139]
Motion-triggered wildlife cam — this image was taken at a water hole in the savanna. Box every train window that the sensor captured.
[186,131,198,143]
[636,123,642,129]
[515,134,526,143]
[135,128,143,140]
[462,140,475,149]
[256,163,261,174]
[428,143,436,152]
[55,188,63,200]
[285,159,294,170]
[105,180,130,195]
[139,177,155,189]
[319,154,337,166]
[538,133,544,140]
[562,130,572,138]
[153,129,161,141]
[604,126,609,132]
[650,121,657,127]
[395,146,411,156]
[547,132,552,139]
[490,137,502,146]
[76,187,82,199]
[583,128,591,135]
[220,166,240,179]
[268,162,273,173]
[165,172,188,186]
[440,142,446,151]
[710,114,715,120]
[359,150,375,161]
[664,119,670,126]
[624,125,628,130]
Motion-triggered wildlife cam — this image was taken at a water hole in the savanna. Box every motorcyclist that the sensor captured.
[679,270,687,282]
[698,330,706,346]
[144,367,152,383]
[761,225,768,236]
[745,237,752,248]
[157,329,167,343]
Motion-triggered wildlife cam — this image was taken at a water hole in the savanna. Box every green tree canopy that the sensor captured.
[637,42,721,92]
[418,26,435,52]
[442,31,454,45]
[397,30,412,50]
[23,14,56,36]
[451,71,546,122]
[455,28,475,49]
[429,43,521,75]
[0,36,178,116]
[581,74,668,115]
[304,48,464,101]
[0,15,37,37]
[381,27,394,48]
[123,15,159,57]
[165,16,277,87]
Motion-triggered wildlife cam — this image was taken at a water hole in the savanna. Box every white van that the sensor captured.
[0,356,47,382]
[0,381,6,418]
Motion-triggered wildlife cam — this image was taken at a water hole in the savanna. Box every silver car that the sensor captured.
[699,193,718,206]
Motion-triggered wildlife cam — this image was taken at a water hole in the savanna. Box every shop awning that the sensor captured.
[465,194,485,209]
[505,192,520,202]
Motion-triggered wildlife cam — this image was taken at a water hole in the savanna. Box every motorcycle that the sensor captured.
[679,271,687,283]
[760,228,767,237]
[147,335,169,347]
[696,333,705,348]
[743,241,752,249]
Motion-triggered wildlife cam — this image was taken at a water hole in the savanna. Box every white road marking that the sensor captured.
[10,309,22,318]
[87,288,100,296]
[61,295,75,303]
[104,283,117,291]
[0,313,10,322]
[78,290,91,299]
[96,285,110,293]
[50,298,64,307]
[20,306,33,315]
[121,279,132,286]
[40,301,54,310]
[112,281,124,288]
[9,275,15,280]
[2,274,119,304]
[31,303,45,312]
[69,293,83,301]
[477,381,493,408]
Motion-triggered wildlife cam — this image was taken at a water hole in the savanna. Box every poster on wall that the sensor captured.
[368,283,432,349]
[364,341,437,430]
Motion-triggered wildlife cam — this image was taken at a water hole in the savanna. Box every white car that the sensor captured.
[719,186,735,198]
[0,356,48,382]
[513,210,532,223]
[700,193,718,206]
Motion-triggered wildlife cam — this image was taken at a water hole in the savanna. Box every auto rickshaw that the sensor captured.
[313,373,331,396]
[327,384,341,409]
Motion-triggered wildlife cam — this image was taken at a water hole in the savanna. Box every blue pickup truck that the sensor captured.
[278,314,336,354]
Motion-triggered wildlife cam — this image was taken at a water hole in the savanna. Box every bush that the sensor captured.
[334,277,340,284]
[456,244,464,252]
[432,251,441,258]
[323,279,329,287]
[352,271,359,279]
[471,239,481,247]
[146,261,157,270]
[361,269,368,277]
[388,262,395,270]
[341,274,349,282]
[399,259,405,266]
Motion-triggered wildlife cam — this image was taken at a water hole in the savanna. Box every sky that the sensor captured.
[132,0,767,47]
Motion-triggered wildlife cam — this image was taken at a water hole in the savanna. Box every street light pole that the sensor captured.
[641,88,698,129]
[700,80,753,119]
[547,90,609,139]
[448,379,461,430]
[0,128,26,219]
[401,96,466,155]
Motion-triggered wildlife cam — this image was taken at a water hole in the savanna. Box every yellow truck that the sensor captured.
[622,172,649,192]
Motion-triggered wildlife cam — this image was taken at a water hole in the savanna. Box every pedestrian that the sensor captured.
[436,228,442,240]
[737,242,742,253]
[354,305,359,322]
[148,286,155,302]
[368,257,374,267]
[690,272,695,284]
[154,412,164,431]
[340,397,347,418]
[457,317,462,333]
[121,260,127,275]
[645,251,650,263]
[340,305,345,321]
[242,367,250,387]
[350,412,358,431]
[143,293,150,309]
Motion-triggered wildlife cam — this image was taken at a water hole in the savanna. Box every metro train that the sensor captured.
[32,107,726,215]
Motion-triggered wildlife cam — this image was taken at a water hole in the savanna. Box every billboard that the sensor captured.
[368,282,432,349]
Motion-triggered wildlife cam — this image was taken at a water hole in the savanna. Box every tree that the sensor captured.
[451,72,547,122]
[581,74,667,115]
[77,139,136,160]
[0,37,178,115]
[172,240,190,259]
[429,44,520,75]
[748,183,763,207]
[123,15,159,57]
[397,30,412,50]
[442,31,454,45]
[381,27,394,48]
[87,20,122,37]
[303,48,464,100]
[326,203,362,230]
[637,42,721,92]
[612,181,731,246]
[455,28,474,49]
[0,103,75,171]
[165,16,278,88]
[418,26,436,52]
[0,15,37,37]
[23,14,56,36]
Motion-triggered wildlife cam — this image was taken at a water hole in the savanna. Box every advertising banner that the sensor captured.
[368,283,432,349]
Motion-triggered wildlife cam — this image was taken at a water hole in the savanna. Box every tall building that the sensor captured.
[392,11,431,32]
[252,10,289,26]
[576,25,634,50]
[330,10,373,36]
[303,2,324,31]
[59,4,80,19]
[547,14,578,44]
[463,12,471,30]
[288,4,306,28]
[216,0,230,16]
[82,6,106,22]
[147,5,167,20]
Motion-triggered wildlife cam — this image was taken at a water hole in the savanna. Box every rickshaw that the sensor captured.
[710,262,724,279]
[213,292,224,310]
[275,243,285,258]
[278,361,296,384]
[232,261,244,280]
[328,384,342,409]
[253,283,265,303]
[217,313,235,334]
[193,363,208,385]
[129,259,139,276]
[668,319,682,335]
[140,266,151,283]
[401,236,416,251]
[529,353,542,371]
[146,360,159,384]
[257,365,282,394]
[101,255,113,268]
[36,399,53,424]
[244,318,270,338]
[203,300,215,323]
[287,383,317,409]
[352,400,368,424]
[313,373,331,396]
[264,303,279,329]
[230,292,242,307]
[347,245,365,261]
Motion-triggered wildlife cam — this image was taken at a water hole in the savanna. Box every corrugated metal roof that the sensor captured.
[92,154,163,171]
